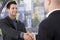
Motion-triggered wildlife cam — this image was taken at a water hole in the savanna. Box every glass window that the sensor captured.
[0,0,45,34]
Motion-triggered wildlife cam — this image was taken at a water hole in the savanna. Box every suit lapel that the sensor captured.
[5,16,16,29]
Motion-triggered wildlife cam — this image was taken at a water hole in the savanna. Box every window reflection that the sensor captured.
[0,0,45,33]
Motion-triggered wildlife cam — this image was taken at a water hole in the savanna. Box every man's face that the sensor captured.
[7,4,17,18]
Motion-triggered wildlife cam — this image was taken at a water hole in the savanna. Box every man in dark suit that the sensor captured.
[38,0,60,40]
[0,1,34,40]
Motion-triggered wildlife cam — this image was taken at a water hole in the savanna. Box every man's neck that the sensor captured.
[8,15,16,21]
[49,5,60,12]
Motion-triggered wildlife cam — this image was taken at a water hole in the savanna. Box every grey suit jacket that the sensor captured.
[0,16,26,40]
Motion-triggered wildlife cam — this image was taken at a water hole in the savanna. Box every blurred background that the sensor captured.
[0,0,45,34]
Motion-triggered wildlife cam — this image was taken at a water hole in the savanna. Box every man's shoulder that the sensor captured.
[0,19,5,22]
[0,17,8,23]
[39,16,55,26]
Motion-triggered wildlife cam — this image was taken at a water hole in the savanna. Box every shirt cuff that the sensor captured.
[20,32,24,38]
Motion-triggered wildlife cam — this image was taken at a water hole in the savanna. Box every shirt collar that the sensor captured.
[46,9,60,17]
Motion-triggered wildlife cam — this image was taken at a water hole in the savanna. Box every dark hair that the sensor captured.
[7,1,17,9]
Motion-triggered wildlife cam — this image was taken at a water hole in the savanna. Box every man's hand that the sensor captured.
[23,32,34,40]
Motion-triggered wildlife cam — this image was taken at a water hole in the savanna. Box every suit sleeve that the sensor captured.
[18,21,26,33]
[21,23,26,32]
[19,22,26,38]
[37,18,55,40]
[0,21,21,39]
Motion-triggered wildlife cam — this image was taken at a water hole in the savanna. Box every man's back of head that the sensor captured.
[44,0,60,13]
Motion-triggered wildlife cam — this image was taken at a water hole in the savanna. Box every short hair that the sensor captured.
[6,1,17,9]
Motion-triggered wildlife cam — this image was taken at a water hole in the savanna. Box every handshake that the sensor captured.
[23,32,35,40]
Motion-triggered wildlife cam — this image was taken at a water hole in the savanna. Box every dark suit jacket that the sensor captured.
[38,10,60,40]
[0,16,26,40]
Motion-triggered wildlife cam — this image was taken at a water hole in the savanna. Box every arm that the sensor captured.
[0,22,21,39]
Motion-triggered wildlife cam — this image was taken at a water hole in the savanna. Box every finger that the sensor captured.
[24,38,27,40]
[24,33,34,40]
[27,33,34,39]
[27,35,33,40]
